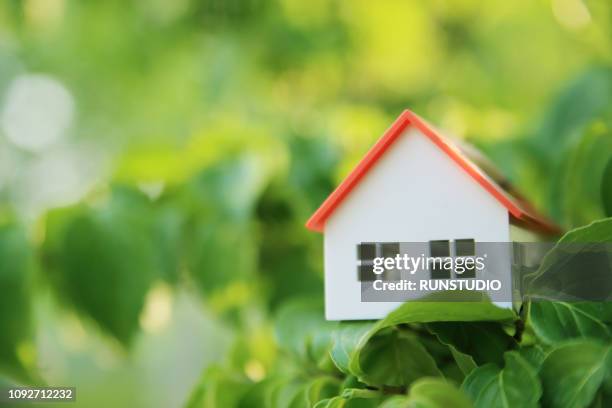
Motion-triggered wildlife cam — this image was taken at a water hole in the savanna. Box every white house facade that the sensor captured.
[307,110,560,321]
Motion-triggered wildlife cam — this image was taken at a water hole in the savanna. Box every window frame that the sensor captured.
[429,240,451,279]
[357,242,400,281]
[454,238,476,279]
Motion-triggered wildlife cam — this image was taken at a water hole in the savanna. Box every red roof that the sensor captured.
[306,110,562,235]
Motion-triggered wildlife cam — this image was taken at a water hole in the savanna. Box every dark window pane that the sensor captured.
[455,239,475,256]
[458,261,476,279]
[431,262,450,279]
[460,268,476,278]
[382,242,400,257]
[358,243,376,261]
[430,240,450,279]
[358,264,376,281]
[429,240,450,257]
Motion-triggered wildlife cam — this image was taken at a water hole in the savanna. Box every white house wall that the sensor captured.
[324,127,512,320]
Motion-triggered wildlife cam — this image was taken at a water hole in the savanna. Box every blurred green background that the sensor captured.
[0,0,611,407]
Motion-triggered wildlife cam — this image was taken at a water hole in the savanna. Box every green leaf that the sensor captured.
[309,378,382,408]
[462,351,541,408]
[314,397,346,408]
[340,375,367,390]
[535,67,612,163]
[330,322,375,374]
[589,388,612,408]
[238,378,288,408]
[540,340,611,408]
[274,297,338,369]
[314,394,382,408]
[251,377,316,408]
[236,379,271,408]
[150,204,184,284]
[449,347,478,377]
[602,157,612,217]
[380,378,473,408]
[43,188,161,345]
[330,300,516,383]
[186,219,256,293]
[427,322,516,366]
[555,218,612,243]
[259,377,342,408]
[262,377,342,408]
[550,121,612,227]
[256,183,323,309]
[186,366,251,408]
[357,329,442,387]
[287,135,339,215]
[340,388,380,399]
[380,297,516,328]
[517,345,546,371]
[525,218,612,302]
[308,377,342,406]
[529,301,611,344]
[183,157,267,296]
[186,155,270,220]
[461,364,499,405]
[0,223,35,383]
[285,382,310,408]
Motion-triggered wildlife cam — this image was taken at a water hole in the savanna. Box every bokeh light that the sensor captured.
[1,74,74,152]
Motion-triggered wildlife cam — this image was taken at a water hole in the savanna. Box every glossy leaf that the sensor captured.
[330,300,516,383]
[549,118,612,227]
[314,394,382,408]
[529,301,611,344]
[380,378,472,408]
[330,322,375,374]
[449,347,478,377]
[357,329,442,387]
[525,218,612,302]
[427,322,516,366]
[517,345,546,371]
[540,340,611,408]
[462,351,541,408]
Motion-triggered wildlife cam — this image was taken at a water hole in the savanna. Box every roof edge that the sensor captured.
[305,110,412,232]
[305,109,562,236]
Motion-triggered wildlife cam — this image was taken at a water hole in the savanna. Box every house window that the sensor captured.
[358,242,376,260]
[382,243,400,280]
[357,243,377,281]
[455,238,476,278]
[455,239,475,256]
[382,242,400,258]
[429,240,450,279]
[357,242,400,281]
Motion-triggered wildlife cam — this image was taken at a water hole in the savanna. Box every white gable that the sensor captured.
[327,128,510,240]
[324,127,511,320]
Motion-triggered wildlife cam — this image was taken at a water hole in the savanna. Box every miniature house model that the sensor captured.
[306,110,560,320]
